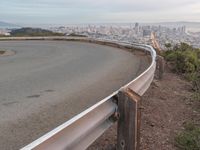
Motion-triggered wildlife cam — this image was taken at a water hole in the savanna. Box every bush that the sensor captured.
[164,50,178,61]
[192,92,200,103]
[164,43,200,73]
[175,123,200,150]
[191,72,200,91]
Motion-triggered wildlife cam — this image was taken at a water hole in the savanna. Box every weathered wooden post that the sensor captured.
[156,55,165,79]
[117,88,142,150]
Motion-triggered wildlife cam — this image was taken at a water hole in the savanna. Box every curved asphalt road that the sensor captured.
[0,40,147,150]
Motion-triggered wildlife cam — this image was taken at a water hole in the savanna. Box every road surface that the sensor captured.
[0,40,148,150]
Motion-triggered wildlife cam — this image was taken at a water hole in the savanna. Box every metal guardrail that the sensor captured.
[12,37,156,150]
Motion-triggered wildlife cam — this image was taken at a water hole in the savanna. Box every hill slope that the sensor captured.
[0,21,20,28]
[10,27,64,36]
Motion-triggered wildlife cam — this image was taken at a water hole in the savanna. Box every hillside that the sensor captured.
[0,21,20,28]
[10,28,64,36]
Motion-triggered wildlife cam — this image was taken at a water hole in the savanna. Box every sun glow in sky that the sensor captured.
[0,0,200,25]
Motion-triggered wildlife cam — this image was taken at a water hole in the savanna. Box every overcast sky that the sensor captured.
[0,0,200,25]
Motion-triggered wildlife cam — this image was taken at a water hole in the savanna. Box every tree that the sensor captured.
[179,42,192,51]
[165,43,172,50]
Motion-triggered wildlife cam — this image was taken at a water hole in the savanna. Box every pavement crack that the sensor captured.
[27,94,41,98]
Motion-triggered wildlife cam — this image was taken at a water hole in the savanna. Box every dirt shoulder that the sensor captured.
[0,50,15,56]
[88,68,200,150]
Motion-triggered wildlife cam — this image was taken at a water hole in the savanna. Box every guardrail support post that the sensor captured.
[117,88,141,150]
[156,55,165,79]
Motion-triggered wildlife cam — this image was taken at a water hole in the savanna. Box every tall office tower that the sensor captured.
[135,22,139,34]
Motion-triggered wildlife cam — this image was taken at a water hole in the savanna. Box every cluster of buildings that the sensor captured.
[50,23,200,49]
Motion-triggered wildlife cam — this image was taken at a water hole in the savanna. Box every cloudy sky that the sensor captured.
[0,0,200,25]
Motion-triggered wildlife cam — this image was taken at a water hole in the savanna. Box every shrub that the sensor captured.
[164,50,178,61]
[164,43,200,74]
[175,123,200,150]
[190,72,200,91]
[192,92,200,103]
[179,42,193,51]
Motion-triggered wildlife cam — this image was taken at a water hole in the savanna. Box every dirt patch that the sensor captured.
[0,50,15,56]
[0,50,6,55]
[88,68,200,150]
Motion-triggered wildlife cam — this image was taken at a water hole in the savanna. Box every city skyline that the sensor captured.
[0,0,200,25]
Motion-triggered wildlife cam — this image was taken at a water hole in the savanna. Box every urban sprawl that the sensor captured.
[1,23,200,50]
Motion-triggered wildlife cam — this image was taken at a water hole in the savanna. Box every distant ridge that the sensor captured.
[0,21,20,29]
[10,27,64,36]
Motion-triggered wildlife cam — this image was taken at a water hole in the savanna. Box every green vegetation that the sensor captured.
[163,43,200,95]
[164,43,172,50]
[175,122,200,150]
[10,27,64,37]
[163,43,200,74]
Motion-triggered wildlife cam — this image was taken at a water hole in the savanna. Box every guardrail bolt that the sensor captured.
[115,111,120,120]
[109,111,120,122]
[120,140,125,149]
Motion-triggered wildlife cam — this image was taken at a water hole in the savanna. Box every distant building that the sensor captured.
[4,32,10,36]
[182,26,186,33]
[142,29,151,37]
[135,23,140,34]
[0,29,10,36]
[135,23,139,28]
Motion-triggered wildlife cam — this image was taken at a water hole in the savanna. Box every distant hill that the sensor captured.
[10,27,65,36]
[0,21,20,29]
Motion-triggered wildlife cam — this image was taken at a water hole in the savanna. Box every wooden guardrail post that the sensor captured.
[156,55,165,79]
[117,88,142,150]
